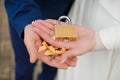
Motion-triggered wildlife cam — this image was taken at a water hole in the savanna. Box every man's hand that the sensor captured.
[24,24,76,69]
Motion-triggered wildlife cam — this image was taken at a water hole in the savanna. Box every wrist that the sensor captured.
[92,32,106,51]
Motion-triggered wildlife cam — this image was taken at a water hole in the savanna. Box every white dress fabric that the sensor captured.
[57,0,120,80]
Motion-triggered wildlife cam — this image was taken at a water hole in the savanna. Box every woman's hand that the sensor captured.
[32,19,96,63]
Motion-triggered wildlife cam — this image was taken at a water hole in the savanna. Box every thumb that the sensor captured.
[24,40,38,63]
[24,24,39,63]
[29,45,38,63]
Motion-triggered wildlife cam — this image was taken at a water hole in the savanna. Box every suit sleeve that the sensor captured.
[4,0,42,38]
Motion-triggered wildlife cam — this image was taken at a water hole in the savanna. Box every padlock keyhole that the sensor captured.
[64,37,68,40]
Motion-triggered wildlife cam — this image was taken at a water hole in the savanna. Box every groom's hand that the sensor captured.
[24,24,71,69]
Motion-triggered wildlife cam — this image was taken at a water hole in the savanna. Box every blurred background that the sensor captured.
[0,0,41,80]
[0,0,14,80]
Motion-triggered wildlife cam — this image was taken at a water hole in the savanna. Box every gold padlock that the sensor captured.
[55,16,77,41]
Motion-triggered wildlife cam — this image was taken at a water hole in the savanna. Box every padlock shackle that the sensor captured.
[57,16,72,25]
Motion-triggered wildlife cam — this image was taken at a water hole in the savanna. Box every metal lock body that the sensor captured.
[55,16,77,41]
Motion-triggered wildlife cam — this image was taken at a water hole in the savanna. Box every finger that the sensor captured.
[60,43,91,63]
[38,53,68,69]
[64,57,77,67]
[69,57,77,62]
[33,27,53,41]
[44,19,55,30]
[24,25,39,63]
[56,56,77,63]
[35,39,42,50]
[46,19,67,25]
[35,20,55,31]
[32,20,54,30]
[45,19,57,25]
[60,49,79,63]
[24,39,38,63]
[32,20,54,36]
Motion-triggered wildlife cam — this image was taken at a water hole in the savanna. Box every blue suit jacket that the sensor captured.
[4,0,74,57]
[5,0,74,38]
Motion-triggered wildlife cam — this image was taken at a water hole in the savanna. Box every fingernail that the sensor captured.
[30,55,37,63]
[32,21,35,24]
[30,59,36,63]
[73,58,77,61]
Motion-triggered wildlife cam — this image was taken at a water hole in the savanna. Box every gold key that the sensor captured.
[55,16,77,41]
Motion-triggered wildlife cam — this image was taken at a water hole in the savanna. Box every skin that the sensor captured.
[24,22,77,69]
[32,19,96,63]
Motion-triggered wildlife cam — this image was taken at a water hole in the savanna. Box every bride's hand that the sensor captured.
[32,19,95,63]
